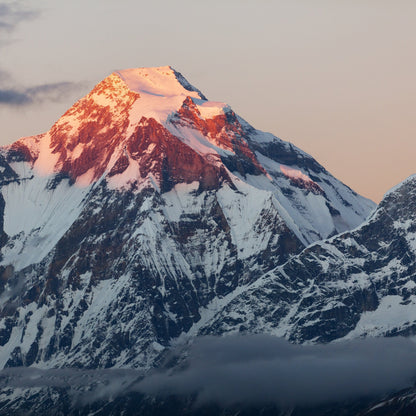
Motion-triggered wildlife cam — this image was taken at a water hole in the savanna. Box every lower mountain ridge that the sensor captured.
[198,175,416,343]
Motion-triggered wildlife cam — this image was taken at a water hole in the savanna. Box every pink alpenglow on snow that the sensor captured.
[1,66,375,251]
[280,165,324,195]
[5,66,261,191]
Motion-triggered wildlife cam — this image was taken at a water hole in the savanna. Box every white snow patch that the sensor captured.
[217,180,277,260]
[166,123,233,156]
[33,133,59,175]
[106,158,142,190]
[1,168,90,270]
[116,66,201,99]
[162,182,201,222]
[343,295,416,339]
[196,101,226,119]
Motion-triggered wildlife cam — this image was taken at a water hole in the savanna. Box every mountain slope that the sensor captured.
[198,175,416,343]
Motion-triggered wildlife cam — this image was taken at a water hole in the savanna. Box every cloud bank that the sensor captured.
[137,335,416,407]
[1,335,416,410]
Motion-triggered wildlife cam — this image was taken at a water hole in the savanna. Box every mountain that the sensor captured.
[0,66,396,415]
[0,66,375,372]
[198,174,416,343]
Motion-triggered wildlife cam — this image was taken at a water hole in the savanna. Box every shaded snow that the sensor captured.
[1,162,90,270]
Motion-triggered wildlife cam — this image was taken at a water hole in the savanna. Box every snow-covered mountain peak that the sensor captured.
[382,174,416,201]
[3,68,262,192]
[1,67,375,245]
[115,66,206,101]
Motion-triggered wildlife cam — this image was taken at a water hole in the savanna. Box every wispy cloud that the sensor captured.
[0,1,39,32]
[0,88,29,105]
[0,81,86,107]
[0,2,85,108]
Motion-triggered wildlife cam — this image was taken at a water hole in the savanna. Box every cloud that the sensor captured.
[1,335,416,411]
[26,82,85,102]
[0,367,143,408]
[0,367,141,391]
[0,88,30,105]
[136,335,416,407]
[0,81,86,107]
[0,3,85,108]
[0,3,84,108]
[0,1,39,33]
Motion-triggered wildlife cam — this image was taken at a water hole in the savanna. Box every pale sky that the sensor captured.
[0,0,415,202]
